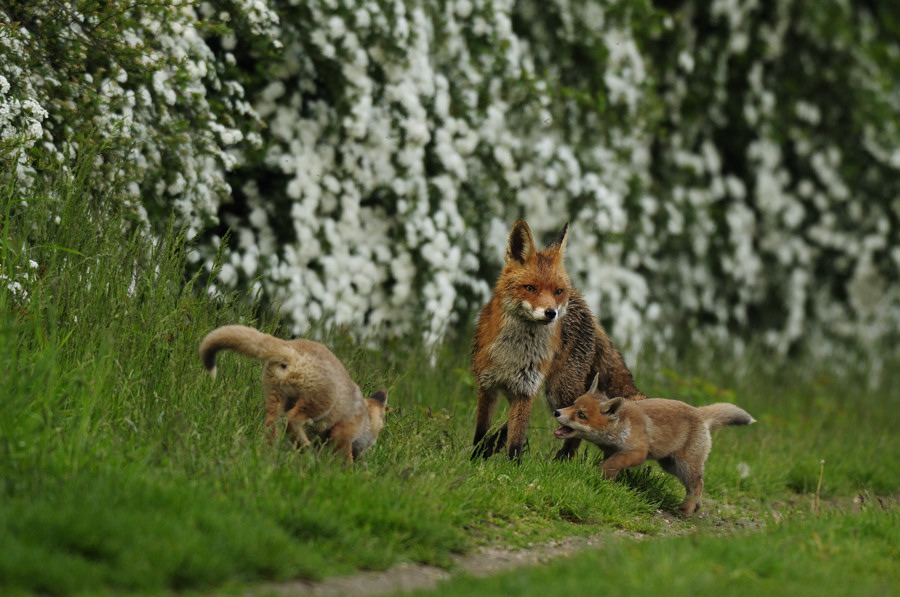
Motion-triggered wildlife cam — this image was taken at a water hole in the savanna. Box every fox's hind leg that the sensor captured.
[661,456,705,516]
[283,401,311,450]
[678,473,704,516]
[264,392,282,444]
[285,415,311,450]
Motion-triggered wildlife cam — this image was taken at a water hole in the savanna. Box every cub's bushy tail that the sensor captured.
[698,403,756,431]
[199,325,295,377]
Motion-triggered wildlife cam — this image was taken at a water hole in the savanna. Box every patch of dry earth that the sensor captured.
[243,534,616,597]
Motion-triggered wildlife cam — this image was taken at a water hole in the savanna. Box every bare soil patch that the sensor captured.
[242,533,614,597]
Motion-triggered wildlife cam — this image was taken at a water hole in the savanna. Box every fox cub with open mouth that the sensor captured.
[554,375,755,515]
[200,325,387,463]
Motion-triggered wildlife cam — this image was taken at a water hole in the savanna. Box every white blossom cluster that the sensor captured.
[204,0,668,355]
[0,30,50,304]
[4,1,900,365]
[0,29,48,181]
[0,257,40,304]
[0,2,278,306]
[0,3,276,237]
[646,0,900,364]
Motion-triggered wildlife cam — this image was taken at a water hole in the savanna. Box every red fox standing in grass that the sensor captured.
[554,374,755,515]
[199,325,388,464]
[471,220,646,462]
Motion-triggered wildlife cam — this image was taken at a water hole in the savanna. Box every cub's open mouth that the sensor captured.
[554,425,574,439]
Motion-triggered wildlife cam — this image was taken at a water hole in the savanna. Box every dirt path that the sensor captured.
[238,494,886,597]
[240,508,736,596]
[243,534,615,597]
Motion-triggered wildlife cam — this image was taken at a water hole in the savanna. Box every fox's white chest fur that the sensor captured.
[480,312,557,398]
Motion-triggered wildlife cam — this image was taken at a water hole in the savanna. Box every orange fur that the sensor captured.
[554,375,755,515]
[199,325,387,463]
[472,220,645,462]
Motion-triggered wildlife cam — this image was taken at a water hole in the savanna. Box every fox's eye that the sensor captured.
[524,284,537,293]
[554,288,564,295]
[577,412,586,420]
[280,363,287,369]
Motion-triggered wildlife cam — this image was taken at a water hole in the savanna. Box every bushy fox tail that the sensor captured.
[199,325,294,378]
[698,403,756,431]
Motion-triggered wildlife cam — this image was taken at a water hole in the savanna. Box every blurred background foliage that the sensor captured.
[3,0,899,368]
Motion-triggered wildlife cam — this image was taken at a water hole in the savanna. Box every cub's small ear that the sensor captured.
[369,389,388,405]
[506,220,537,265]
[601,397,624,417]
[547,222,569,255]
[586,373,599,395]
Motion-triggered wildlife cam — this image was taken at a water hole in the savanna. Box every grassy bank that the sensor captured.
[1,159,898,596]
[414,506,900,597]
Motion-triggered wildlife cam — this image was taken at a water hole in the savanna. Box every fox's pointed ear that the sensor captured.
[547,222,569,256]
[506,220,537,265]
[587,373,599,395]
[369,389,388,405]
[601,397,624,417]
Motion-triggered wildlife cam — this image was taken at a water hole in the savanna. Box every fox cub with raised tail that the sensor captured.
[554,374,755,515]
[199,325,387,463]
[471,220,645,462]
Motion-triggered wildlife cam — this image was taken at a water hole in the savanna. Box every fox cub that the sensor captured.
[554,375,755,515]
[472,220,645,462]
[199,325,387,463]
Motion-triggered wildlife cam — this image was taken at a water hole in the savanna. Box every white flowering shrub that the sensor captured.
[0,2,277,232]
[3,1,900,362]
[0,73,47,179]
[208,0,663,350]
[638,1,900,359]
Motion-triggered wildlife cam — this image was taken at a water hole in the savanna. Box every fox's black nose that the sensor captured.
[545,308,557,320]
[553,410,560,418]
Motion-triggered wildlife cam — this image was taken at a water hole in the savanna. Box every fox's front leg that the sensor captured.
[472,387,504,459]
[506,395,535,463]
[554,437,583,461]
[600,449,647,480]
[328,423,355,465]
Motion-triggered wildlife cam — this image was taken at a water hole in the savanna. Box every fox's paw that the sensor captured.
[553,437,582,462]
[471,428,508,460]
[677,499,701,517]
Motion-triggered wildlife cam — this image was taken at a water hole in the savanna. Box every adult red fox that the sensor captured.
[199,325,387,463]
[471,220,645,462]
[554,374,755,515]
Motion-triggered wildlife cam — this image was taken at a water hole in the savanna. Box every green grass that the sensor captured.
[1,149,899,596]
[414,507,900,597]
